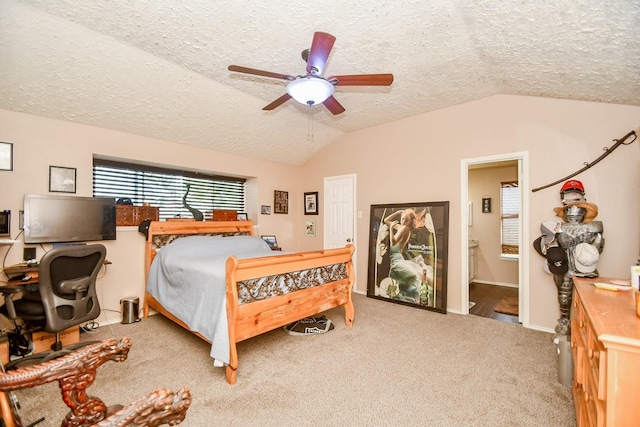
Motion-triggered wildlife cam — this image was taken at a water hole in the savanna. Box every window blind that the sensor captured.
[500,180,519,255]
[93,159,245,220]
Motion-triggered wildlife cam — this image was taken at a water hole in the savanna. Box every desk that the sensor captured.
[3,264,39,284]
[3,260,112,282]
[4,264,37,273]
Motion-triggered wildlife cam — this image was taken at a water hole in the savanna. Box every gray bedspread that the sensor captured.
[146,235,275,365]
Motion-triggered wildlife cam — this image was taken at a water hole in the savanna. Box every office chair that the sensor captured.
[0,244,106,365]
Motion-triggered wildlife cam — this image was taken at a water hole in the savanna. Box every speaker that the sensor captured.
[23,247,37,262]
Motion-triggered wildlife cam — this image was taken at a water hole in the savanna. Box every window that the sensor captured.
[93,158,245,220]
[500,180,519,256]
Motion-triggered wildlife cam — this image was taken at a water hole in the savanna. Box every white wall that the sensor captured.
[0,109,305,323]
[2,95,639,333]
[300,94,640,332]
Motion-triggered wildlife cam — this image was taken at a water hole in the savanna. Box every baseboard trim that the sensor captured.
[471,280,518,289]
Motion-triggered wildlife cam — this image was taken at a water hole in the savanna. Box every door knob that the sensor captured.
[346,238,352,242]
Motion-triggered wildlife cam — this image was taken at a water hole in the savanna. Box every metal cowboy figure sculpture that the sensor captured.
[537,180,604,339]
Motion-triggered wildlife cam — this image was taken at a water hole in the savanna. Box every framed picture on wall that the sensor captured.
[49,166,77,193]
[0,142,13,171]
[482,197,491,213]
[274,190,288,214]
[366,201,450,314]
[304,192,318,215]
[305,220,316,237]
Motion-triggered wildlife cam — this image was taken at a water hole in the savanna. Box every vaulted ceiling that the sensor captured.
[1,0,639,165]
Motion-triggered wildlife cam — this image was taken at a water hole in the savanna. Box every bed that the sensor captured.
[142,220,355,384]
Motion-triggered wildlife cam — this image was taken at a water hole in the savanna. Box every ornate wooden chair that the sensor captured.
[0,337,191,427]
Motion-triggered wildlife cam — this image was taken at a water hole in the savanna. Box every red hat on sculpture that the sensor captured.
[560,179,585,194]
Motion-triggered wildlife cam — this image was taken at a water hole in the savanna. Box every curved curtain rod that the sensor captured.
[531,129,637,192]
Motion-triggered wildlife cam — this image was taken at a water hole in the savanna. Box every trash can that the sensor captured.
[557,335,573,387]
[120,297,140,324]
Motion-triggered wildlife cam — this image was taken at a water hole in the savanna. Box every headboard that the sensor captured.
[144,220,255,278]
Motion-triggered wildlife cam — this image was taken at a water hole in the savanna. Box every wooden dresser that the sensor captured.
[571,277,640,426]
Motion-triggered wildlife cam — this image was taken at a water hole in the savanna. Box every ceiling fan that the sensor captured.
[228,31,394,115]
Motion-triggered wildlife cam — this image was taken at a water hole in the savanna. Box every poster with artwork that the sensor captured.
[367,202,449,314]
[274,190,288,214]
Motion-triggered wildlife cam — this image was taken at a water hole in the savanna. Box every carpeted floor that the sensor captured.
[494,296,519,316]
[13,293,574,427]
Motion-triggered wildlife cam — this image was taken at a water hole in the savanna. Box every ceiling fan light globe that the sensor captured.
[286,77,334,106]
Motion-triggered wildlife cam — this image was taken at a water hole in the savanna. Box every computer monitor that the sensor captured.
[23,194,116,244]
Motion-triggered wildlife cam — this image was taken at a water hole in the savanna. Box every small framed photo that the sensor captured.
[0,142,13,171]
[261,235,278,250]
[237,212,248,221]
[304,192,319,215]
[482,197,491,213]
[261,205,271,215]
[274,190,288,214]
[49,166,76,193]
[305,220,316,237]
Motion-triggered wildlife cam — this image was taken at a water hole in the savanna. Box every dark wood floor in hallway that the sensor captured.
[469,282,519,324]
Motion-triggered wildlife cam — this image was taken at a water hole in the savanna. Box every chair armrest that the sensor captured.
[0,338,131,426]
[0,285,23,295]
[92,387,192,427]
[0,338,131,391]
[0,285,23,319]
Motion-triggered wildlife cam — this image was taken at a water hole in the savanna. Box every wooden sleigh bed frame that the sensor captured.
[142,220,355,384]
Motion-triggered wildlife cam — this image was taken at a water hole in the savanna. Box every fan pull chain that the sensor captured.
[307,104,314,143]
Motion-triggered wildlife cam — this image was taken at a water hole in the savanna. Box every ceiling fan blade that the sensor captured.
[228,65,293,81]
[329,74,394,86]
[263,93,292,111]
[323,96,345,115]
[306,32,336,76]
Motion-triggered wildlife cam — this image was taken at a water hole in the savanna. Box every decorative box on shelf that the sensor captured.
[116,205,159,226]
[212,210,237,221]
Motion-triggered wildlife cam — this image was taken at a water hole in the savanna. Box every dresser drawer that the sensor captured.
[583,347,607,424]
[572,293,588,346]
[571,322,585,387]
[571,294,587,388]
[586,323,606,399]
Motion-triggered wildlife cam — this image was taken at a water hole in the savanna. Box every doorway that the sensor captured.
[460,152,530,327]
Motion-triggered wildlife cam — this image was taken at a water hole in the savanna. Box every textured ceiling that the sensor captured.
[1,0,639,165]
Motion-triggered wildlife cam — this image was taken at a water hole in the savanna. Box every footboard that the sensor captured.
[142,220,355,385]
[224,245,355,384]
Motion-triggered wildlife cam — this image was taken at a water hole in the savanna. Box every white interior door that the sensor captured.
[323,174,356,250]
